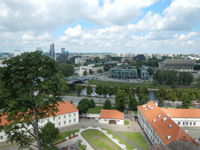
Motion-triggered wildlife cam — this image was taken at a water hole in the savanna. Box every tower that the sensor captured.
[61,48,65,54]
[49,43,55,59]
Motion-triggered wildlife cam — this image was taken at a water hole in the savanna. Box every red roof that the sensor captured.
[0,101,78,126]
[100,109,124,120]
[137,102,199,146]
[161,108,200,118]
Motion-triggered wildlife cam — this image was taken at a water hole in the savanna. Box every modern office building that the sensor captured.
[56,54,69,63]
[49,43,55,59]
[139,65,149,79]
[137,54,145,60]
[61,48,65,54]
[109,65,137,79]
[121,57,133,63]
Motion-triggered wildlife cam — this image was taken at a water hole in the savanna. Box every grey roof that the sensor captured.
[164,59,196,65]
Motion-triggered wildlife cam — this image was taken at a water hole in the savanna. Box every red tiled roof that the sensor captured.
[137,102,199,146]
[100,109,124,120]
[0,101,78,126]
[161,108,200,118]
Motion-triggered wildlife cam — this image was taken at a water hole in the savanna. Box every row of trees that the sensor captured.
[154,70,193,86]
[77,98,95,116]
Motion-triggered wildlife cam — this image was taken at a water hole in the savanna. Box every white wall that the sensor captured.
[99,118,124,125]
[171,118,200,127]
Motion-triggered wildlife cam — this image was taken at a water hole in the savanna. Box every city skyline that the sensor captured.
[0,0,199,54]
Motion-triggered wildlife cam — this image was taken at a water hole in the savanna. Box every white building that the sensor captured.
[161,109,200,127]
[99,109,124,125]
[137,102,199,146]
[0,101,79,143]
[75,66,104,76]
[14,50,21,57]
[75,57,86,64]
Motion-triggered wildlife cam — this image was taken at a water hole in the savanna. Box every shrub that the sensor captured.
[89,99,95,108]
[103,99,111,109]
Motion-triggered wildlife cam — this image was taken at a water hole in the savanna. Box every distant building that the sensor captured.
[121,57,133,63]
[139,65,149,79]
[65,51,69,55]
[0,53,2,57]
[137,54,145,60]
[49,43,55,59]
[56,54,69,64]
[75,57,86,64]
[14,50,21,57]
[159,59,195,71]
[61,48,65,54]
[99,55,110,60]
[109,65,137,79]
[138,102,199,146]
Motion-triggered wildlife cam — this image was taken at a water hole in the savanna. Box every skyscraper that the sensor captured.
[61,48,65,54]
[49,43,55,59]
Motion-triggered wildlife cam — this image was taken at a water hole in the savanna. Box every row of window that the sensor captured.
[177,122,196,126]
[58,119,76,126]
[104,119,120,122]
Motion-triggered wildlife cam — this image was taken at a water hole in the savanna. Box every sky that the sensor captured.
[0,0,200,54]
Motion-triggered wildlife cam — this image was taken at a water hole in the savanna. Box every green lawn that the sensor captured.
[53,129,79,144]
[102,129,136,150]
[87,106,117,114]
[124,120,130,125]
[0,143,18,148]
[119,132,148,150]
[81,129,122,150]
[78,140,86,150]
[133,111,138,115]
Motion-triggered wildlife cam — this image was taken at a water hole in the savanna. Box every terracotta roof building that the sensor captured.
[99,109,124,125]
[161,108,200,127]
[137,102,199,146]
[0,101,79,143]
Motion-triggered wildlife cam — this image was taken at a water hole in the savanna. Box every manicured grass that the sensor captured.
[53,129,79,144]
[81,129,122,150]
[124,120,130,125]
[78,140,87,150]
[88,80,198,89]
[0,143,18,148]
[133,111,138,115]
[87,106,117,114]
[119,132,148,150]
[102,129,136,150]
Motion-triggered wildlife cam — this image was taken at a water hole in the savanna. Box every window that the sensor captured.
[59,122,61,126]
[53,118,55,121]
[47,119,49,122]
[58,116,60,120]
[183,122,185,125]
[178,122,180,125]
[194,122,196,125]
[64,121,66,124]
[104,119,107,121]
[69,114,71,117]
[74,113,76,116]
[64,115,66,118]
[117,120,120,122]
[74,119,76,122]
[186,122,188,125]
[69,120,71,123]
[0,136,3,140]
[41,120,43,123]
[190,122,192,125]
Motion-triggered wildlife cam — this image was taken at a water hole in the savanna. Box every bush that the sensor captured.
[171,82,178,89]
[89,99,95,108]
[70,100,73,104]
[103,99,111,109]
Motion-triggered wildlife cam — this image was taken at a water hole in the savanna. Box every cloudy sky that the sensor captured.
[0,0,200,54]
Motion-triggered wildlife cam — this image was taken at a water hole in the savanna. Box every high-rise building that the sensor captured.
[49,43,55,59]
[14,50,21,57]
[61,48,65,54]
[65,51,69,55]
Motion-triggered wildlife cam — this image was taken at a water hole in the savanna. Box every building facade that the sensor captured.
[139,65,149,79]
[14,50,20,57]
[49,43,55,59]
[61,48,65,54]
[109,65,137,79]
[0,101,79,143]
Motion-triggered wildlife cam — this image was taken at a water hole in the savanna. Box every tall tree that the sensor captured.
[77,98,90,117]
[0,51,65,150]
[113,86,118,95]
[75,84,82,96]
[108,87,114,98]
[115,90,127,111]
[57,63,74,77]
[89,69,94,75]
[129,97,138,110]
[95,85,103,97]
[102,85,108,98]
[147,67,155,76]
[103,99,111,109]
[89,99,95,108]
[86,84,93,96]
[83,71,87,76]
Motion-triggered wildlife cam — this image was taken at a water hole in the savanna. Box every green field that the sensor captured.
[124,120,130,125]
[87,106,117,114]
[78,140,87,150]
[88,80,198,89]
[119,132,148,150]
[81,129,122,150]
[133,111,138,115]
[53,129,79,144]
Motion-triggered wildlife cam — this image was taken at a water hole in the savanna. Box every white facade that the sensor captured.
[75,66,104,76]
[171,118,200,127]
[0,111,79,143]
[75,57,86,64]
[138,109,164,145]
[98,118,124,125]
[14,50,21,57]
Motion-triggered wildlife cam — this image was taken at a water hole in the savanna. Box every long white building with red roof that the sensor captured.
[137,102,199,146]
[0,101,79,143]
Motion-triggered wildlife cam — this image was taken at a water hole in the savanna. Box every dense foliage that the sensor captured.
[57,63,74,77]
[103,99,112,109]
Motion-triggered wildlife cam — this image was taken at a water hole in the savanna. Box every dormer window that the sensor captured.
[167,135,171,140]
[183,134,185,138]
[150,107,153,110]
[153,119,156,122]
[167,113,169,116]
[144,108,147,111]
[169,124,172,128]
[163,117,167,122]
[148,105,151,108]
[143,105,146,108]
[158,114,161,118]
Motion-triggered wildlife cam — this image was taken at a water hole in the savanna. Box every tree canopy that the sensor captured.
[103,99,111,109]
[75,84,82,96]
[77,98,90,116]
[115,90,127,111]
[0,50,66,150]
[86,84,93,96]
[57,63,74,77]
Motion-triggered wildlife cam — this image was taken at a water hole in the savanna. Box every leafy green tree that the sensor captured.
[181,93,192,109]
[70,100,73,104]
[57,63,74,77]
[197,77,200,87]
[95,85,103,97]
[129,97,138,110]
[171,82,178,89]
[97,69,103,73]
[102,85,108,98]
[147,67,155,76]
[103,99,111,109]
[76,84,82,96]
[86,84,93,96]
[89,99,95,108]
[89,69,94,74]
[115,90,127,111]
[113,86,118,96]
[83,71,87,76]
[77,98,90,116]
[40,122,59,150]
[0,51,65,150]
[108,87,114,98]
